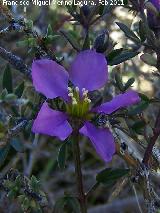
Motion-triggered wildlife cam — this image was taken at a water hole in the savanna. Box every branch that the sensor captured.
[0,0,13,22]
[143,109,160,166]
[0,46,31,77]
[143,52,160,166]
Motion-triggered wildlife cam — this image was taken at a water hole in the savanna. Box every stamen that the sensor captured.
[68,87,72,92]
[75,86,79,92]
[68,93,73,97]
[84,98,91,103]
[83,91,88,97]
[82,88,86,93]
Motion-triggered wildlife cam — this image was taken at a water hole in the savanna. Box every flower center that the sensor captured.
[66,86,91,118]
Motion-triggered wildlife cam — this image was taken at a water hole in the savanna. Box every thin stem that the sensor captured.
[25,134,39,177]
[72,131,87,213]
[86,182,99,199]
[132,184,143,213]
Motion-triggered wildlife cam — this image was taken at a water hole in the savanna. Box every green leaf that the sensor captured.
[66,197,81,213]
[14,81,24,98]
[0,89,8,100]
[45,35,60,45]
[54,196,80,213]
[60,30,80,51]
[82,33,90,50]
[98,4,113,16]
[25,19,33,29]
[128,101,149,115]
[138,21,146,42]
[5,93,17,102]
[107,48,123,62]
[30,176,40,192]
[27,38,37,47]
[108,50,139,65]
[140,53,157,66]
[115,72,124,91]
[124,77,135,90]
[2,64,13,93]
[139,93,150,102]
[10,138,24,152]
[99,4,105,15]
[131,120,146,134]
[96,168,129,185]
[116,22,141,43]
[54,197,66,213]
[16,40,29,47]
[57,141,68,169]
[0,144,10,167]
[46,24,53,37]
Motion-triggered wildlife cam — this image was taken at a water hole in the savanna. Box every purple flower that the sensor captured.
[150,0,160,9]
[31,50,140,162]
[147,0,160,30]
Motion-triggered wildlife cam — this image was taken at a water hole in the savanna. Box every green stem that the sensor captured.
[72,131,87,213]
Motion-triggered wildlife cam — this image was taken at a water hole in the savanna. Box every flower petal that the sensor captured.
[147,0,160,29]
[69,50,108,91]
[32,59,69,100]
[94,90,140,114]
[79,122,115,162]
[32,102,72,140]
[150,0,160,9]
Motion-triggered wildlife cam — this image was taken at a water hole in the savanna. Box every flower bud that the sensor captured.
[94,31,109,53]
[80,5,90,17]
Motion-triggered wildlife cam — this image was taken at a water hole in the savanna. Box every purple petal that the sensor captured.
[94,90,140,114]
[147,0,160,29]
[79,122,115,162]
[150,0,160,9]
[32,102,72,140]
[32,59,69,100]
[69,50,108,91]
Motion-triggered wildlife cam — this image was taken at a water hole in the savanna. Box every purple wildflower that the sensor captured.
[147,0,160,31]
[31,50,140,162]
[150,0,160,9]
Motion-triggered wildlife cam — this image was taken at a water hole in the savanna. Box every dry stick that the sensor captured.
[86,182,99,199]
[143,53,160,166]
[132,185,143,213]
[72,131,87,213]
[0,46,31,77]
[108,178,128,203]
[0,0,13,21]
[143,109,160,166]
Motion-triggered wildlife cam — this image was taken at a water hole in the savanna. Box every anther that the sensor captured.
[75,86,79,92]
[82,88,86,93]
[68,87,72,92]
[84,98,91,103]
[83,91,88,97]
[68,93,73,97]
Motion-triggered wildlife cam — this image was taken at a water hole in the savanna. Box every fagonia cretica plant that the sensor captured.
[32,50,140,163]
